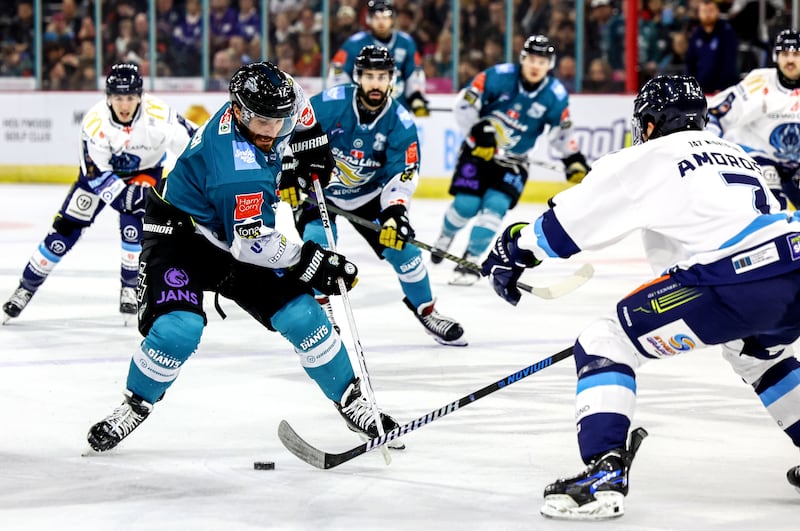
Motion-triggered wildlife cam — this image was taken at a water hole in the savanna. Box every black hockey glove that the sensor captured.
[468,120,496,162]
[562,152,591,184]
[408,91,430,117]
[292,241,358,296]
[278,155,301,208]
[290,123,334,191]
[481,223,541,306]
[378,204,415,251]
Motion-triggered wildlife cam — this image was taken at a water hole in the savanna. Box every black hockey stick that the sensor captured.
[300,195,593,299]
[278,346,574,469]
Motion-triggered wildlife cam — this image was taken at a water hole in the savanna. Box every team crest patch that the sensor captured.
[299,105,315,127]
[233,141,260,170]
[788,233,800,261]
[234,192,264,221]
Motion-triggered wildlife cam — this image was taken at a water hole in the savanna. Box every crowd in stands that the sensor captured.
[0,0,793,93]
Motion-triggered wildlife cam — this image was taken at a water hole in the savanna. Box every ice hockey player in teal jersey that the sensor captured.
[281,45,466,347]
[86,62,402,454]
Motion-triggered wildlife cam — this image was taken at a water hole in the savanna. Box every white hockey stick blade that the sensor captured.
[523,263,594,299]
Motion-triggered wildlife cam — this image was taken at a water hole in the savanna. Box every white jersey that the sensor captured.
[79,93,194,176]
[707,68,800,165]
[518,130,800,278]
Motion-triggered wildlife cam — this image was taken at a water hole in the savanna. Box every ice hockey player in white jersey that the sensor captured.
[2,63,196,325]
[707,29,800,209]
[482,75,800,519]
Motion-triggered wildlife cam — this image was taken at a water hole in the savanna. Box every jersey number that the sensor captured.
[721,172,771,214]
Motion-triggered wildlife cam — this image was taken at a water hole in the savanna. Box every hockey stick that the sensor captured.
[300,195,594,299]
[311,175,392,466]
[278,346,575,469]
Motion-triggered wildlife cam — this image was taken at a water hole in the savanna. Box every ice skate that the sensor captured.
[119,286,137,326]
[87,390,153,452]
[541,427,648,521]
[316,295,340,334]
[335,377,405,450]
[2,284,34,324]
[448,254,481,286]
[430,233,453,265]
[788,465,800,494]
[403,297,467,346]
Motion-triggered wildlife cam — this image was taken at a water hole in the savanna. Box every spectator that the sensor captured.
[172,0,203,76]
[332,6,359,51]
[44,13,76,53]
[209,47,240,89]
[434,29,454,77]
[237,0,261,44]
[210,0,240,54]
[0,1,34,67]
[270,11,293,48]
[294,31,322,77]
[659,30,690,75]
[519,0,552,37]
[685,0,739,93]
[556,54,577,92]
[583,57,623,92]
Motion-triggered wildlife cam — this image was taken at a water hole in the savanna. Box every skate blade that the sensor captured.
[431,334,469,347]
[2,313,12,325]
[540,492,624,521]
[121,313,136,327]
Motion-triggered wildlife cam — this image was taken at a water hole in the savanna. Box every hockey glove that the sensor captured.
[468,120,497,162]
[88,171,127,204]
[480,223,541,306]
[378,204,415,251]
[291,241,358,296]
[562,152,591,184]
[278,155,301,208]
[290,124,334,191]
[113,183,148,216]
[408,91,430,117]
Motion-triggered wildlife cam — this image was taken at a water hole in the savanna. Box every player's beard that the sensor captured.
[357,86,388,110]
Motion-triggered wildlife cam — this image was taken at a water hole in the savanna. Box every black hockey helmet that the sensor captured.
[354,45,396,81]
[773,29,800,62]
[520,35,557,69]
[229,61,297,137]
[367,0,394,17]
[105,63,143,96]
[632,75,708,143]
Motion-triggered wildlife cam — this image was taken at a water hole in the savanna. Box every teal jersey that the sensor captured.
[467,63,571,157]
[310,84,420,209]
[163,103,289,245]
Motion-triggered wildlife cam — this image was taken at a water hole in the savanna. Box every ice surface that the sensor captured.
[1,184,797,530]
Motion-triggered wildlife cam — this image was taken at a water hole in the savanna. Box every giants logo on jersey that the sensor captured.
[234,192,264,220]
[298,105,315,127]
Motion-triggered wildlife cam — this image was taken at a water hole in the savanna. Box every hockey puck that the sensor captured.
[253,461,275,470]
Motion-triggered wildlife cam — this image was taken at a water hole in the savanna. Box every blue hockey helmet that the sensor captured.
[520,35,556,70]
[773,29,800,62]
[229,61,297,138]
[632,75,708,143]
[105,63,143,96]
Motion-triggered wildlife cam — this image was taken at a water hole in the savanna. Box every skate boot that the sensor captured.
[541,427,648,521]
[2,284,35,324]
[119,286,137,325]
[448,253,481,286]
[316,295,340,334]
[335,377,405,450]
[87,389,153,452]
[788,465,800,494]
[403,297,467,346]
[430,233,453,264]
